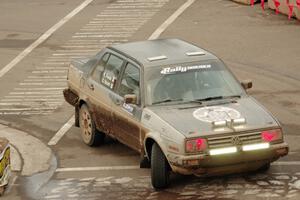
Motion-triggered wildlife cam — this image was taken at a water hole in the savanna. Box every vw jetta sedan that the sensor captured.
[64,38,289,189]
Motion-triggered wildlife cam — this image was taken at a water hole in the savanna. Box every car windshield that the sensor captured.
[145,59,245,105]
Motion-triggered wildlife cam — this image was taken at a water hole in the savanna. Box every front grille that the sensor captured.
[207,132,262,149]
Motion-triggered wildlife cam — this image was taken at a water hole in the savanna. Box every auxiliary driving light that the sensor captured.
[261,129,282,143]
[186,138,207,153]
[242,143,270,151]
[209,147,237,155]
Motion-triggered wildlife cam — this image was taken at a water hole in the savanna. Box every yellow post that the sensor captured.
[0,137,10,196]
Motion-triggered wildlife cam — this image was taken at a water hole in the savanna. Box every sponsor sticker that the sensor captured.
[122,103,134,114]
[193,106,241,123]
[101,71,116,89]
[160,64,211,75]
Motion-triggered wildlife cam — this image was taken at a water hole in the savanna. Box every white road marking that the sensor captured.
[28,76,67,78]
[19,83,66,86]
[32,70,67,74]
[55,165,140,172]
[48,115,76,146]
[0,107,57,111]
[75,32,135,35]
[55,49,97,52]
[4,95,62,98]
[53,52,93,55]
[0,0,95,78]
[2,99,62,102]
[72,34,131,38]
[14,87,65,91]
[272,161,300,166]
[61,45,104,48]
[50,0,192,145]
[149,0,195,40]
[10,91,62,95]
[23,79,66,82]
[54,161,300,173]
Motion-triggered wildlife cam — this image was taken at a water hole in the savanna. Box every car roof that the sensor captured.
[108,38,218,68]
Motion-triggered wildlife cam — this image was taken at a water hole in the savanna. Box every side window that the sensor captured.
[101,54,124,89]
[91,53,110,82]
[119,63,140,101]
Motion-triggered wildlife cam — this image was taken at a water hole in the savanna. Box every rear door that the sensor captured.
[86,52,125,137]
[111,62,143,152]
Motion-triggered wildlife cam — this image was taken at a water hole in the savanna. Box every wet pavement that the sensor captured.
[0,0,300,199]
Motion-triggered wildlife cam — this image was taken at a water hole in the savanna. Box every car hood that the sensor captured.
[148,97,279,138]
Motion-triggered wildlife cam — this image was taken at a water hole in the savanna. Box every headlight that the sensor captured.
[261,129,283,143]
[185,138,207,153]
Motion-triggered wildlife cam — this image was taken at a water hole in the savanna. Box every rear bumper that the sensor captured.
[63,88,79,107]
[167,142,289,175]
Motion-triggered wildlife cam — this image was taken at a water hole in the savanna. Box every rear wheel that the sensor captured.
[151,143,170,189]
[79,104,105,146]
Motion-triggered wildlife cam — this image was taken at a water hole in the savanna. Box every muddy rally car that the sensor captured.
[64,38,289,189]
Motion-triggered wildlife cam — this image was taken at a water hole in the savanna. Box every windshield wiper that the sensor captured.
[191,95,241,102]
[152,98,183,105]
[179,95,241,110]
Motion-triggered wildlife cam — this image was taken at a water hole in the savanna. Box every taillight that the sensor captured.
[261,129,282,142]
[186,138,207,153]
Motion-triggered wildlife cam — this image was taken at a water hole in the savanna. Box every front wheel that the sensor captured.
[151,143,170,189]
[79,104,105,146]
[258,162,271,172]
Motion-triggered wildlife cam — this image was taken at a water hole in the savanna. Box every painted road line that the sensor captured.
[272,161,300,166]
[0,0,95,78]
[1,99,63,102]
[19,83,66,86]
[56,165,140,172]
[55,161,300,173]
[23,79,66,82]
[149,0,195,40]
[28,76,67,78]
[0,107,58,111]
[15,87,65,91]
[10,91,62,95]
[48,115,76,146]
[4,95,62,98]
[50,0,193,145]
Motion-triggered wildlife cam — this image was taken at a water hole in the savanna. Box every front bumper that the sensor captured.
[167,142,289,176]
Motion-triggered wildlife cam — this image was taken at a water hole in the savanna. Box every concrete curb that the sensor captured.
[0,124,53,176]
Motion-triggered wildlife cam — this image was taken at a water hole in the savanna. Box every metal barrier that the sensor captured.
[231,0,300,20]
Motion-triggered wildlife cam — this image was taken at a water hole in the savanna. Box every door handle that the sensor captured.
[115,99,122,105]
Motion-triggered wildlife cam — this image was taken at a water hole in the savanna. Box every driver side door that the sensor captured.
[111,62,143,152]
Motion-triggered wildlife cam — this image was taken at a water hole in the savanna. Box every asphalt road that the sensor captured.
[0,0,300,199]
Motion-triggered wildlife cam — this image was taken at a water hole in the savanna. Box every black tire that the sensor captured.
[79,104,105,146]
[140,155,151,169]
[258,162,271,172]
[151,143,170,189]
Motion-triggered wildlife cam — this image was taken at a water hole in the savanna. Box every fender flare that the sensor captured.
[144,132,168,161]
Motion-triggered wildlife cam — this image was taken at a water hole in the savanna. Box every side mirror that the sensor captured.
[124,94,137,105]
[241,80,253,90]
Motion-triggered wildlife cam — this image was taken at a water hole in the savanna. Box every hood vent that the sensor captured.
[186,51,206,56]
[147,55,167,62]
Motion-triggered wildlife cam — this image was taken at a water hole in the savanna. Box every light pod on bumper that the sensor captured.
[242,143,270,151]
[209,147,237,156]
